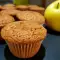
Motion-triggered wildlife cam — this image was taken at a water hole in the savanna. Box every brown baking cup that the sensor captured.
[6,40,42,58]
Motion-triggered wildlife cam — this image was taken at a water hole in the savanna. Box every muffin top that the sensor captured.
[2,3,15,10]
[28,5,45,15]
[16,5,28,10]
[28,5,45,11]
[1,9,21,16]
[0,14,15,27]
[1,21,47,43]
[16,11,45,24]
[0,5,3,10]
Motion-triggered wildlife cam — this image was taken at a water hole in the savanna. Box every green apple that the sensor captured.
[44,1,60,32]
[13,0,29,5]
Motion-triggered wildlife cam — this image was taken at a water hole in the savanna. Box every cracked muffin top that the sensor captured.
[16,11,45,24]
[1,21,47,43]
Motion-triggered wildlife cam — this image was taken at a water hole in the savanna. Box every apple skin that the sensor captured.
[44,1,60,32]
[13,0,29,5]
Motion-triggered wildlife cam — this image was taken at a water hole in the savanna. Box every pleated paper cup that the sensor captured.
[6,40,42,58]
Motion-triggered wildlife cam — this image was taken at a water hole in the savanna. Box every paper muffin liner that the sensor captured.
[6,40,43,58]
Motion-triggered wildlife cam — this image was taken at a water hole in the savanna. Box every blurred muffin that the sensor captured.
[28,5,45,15]
[1,9,21,16]
[0,5,3,11]
[3,3,15,8]
[2,3,15,10]
[0,14,15,41]
[1,21,47,58]
[16,11,45,24]
[16,5,28,10]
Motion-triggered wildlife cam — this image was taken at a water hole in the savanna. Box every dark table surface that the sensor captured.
[0,26,60,60]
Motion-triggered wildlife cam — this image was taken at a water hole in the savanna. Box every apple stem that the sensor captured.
[57,3,59,9]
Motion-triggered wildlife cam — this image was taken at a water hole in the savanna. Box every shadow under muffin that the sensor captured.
[44,25,60,36]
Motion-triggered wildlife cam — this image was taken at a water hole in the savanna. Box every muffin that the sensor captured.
[0,5,3,11]
[3,3,15,7]
[0,14,15,41]
[1,9,21,16]
[16,5,28,10]
[28,5,45,15]
[1,21,47,58]
[16,11,45,24]
[2,3,15,10]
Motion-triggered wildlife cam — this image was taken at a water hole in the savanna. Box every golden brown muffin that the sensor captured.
[16,11,45,24]
[1,21,47,58]
[28,5,45,15]
[1,9,21,16]
[0,14,15,27]
[2,3,15,10]
[16,5,28,10]
[0,14,15,41]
